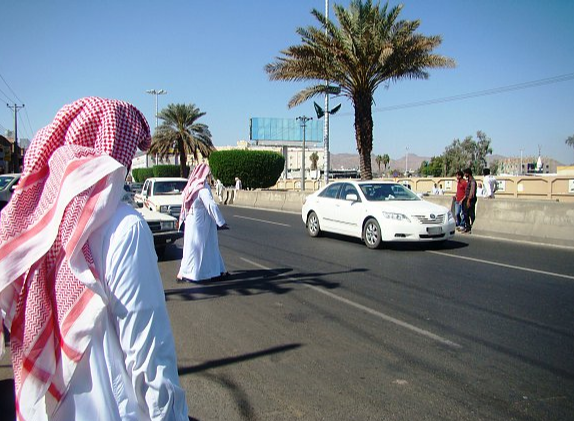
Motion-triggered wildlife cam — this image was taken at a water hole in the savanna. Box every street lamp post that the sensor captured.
[145,89,167,166]
[146,89,167,128]
[323,0,330,187]
[297,116,312,192]
[405,147,409,177]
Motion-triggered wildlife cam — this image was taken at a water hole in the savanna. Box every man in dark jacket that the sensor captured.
[461,167,477,233]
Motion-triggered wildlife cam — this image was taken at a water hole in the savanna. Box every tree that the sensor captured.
[149,103,214,178]
[309,151,319,171]
[382,153,390,175]
[442,131,493,176]
[265,0,455,180]
[375,154,383,176]
[566,134,574,163]
[419,156,444,177]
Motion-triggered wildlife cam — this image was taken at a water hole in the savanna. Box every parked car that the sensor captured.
[0,173,21,210]
[121,192,182,256]
[302,181,455,249]
[134,177,187,220]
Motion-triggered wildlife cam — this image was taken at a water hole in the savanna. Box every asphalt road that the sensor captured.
[1,205,573,421]
[159,205,574,421]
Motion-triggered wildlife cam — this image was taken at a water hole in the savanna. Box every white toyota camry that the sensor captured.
[302,181,456,249]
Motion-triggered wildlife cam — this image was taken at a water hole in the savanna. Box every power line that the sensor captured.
[0,72,25,104]
[335,72,574,116]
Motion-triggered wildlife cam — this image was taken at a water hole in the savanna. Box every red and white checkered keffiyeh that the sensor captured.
[179,163,211,226]
[0,97,150,420]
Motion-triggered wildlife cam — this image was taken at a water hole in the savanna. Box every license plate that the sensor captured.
[427,227,443,235]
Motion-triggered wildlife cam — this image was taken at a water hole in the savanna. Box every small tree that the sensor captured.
[382,154,390,175]
[309,151,319,171]
[375,155,383,177]
[566,134,574,163]
[149,103,214,178]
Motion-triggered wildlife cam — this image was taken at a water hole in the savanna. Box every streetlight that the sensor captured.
[297,116,312,192]
[146,89,167,128]
[145,89,167,166]
[405,146,409,177]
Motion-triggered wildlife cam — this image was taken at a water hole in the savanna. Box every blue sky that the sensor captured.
[2,0,574,165]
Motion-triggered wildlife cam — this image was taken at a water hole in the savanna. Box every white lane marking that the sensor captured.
[428,251,574,281]
[241,257,462,349]
[233,215,291,227]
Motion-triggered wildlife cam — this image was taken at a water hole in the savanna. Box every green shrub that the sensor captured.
[132,167,154,182]
[153,165,183,178]
[209,150,285,189]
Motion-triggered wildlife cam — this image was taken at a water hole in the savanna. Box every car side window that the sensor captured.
[340,183,360,201]
[319,184,341,199]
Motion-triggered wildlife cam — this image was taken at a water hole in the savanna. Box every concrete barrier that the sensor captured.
[230,189,574,248]
[424,196,574,248]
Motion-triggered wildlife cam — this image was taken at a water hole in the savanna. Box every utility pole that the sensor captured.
[323,0,330,187]
[6,103,24,173]
[297,116,312,192]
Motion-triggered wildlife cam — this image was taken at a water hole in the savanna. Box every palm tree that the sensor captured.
[375,154,383,177]
[566,134,574,163]
[266,0,455,179]
[382,153,390,175]
[149,103,214,178]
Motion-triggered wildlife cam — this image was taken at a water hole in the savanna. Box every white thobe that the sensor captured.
[179,187,226,281]
[31,203,189,421]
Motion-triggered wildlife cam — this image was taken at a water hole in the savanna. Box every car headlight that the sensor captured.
[159,205,169,213]
[382,211,411,222]
[160,220,175,231]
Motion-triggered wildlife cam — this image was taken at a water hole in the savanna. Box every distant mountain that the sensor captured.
[330,153,429,174]
[330,152,564,174]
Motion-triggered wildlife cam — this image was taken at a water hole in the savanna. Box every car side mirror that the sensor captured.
[345,193,358,202]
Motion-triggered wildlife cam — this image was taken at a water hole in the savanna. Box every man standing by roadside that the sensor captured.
[461,168,477,233]
[453,170,467,229]
[482,168,497,199]
[0,97,189,421]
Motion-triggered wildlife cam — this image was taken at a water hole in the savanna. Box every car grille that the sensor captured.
[413,214,445,225]
[147,221,162,233]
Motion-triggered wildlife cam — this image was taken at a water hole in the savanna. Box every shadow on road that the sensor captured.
[178,343,301,375]
[164,267,367,302]
[180,344,302,421]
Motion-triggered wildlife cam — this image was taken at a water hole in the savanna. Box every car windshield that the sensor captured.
[0,176,16,190]
[360,183,420,201]
[153,181,187,195]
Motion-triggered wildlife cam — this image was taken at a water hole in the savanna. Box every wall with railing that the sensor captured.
[272,175,574,202]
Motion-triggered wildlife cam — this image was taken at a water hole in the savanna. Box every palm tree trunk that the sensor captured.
[178,139,187,178]
[354,93,374,180]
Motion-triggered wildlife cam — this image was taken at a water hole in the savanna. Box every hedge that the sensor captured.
[209,150,285,189]
[131,165,184,182]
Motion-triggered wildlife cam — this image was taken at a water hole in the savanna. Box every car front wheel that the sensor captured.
[307,211,321,237]
[363,218,382,249]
